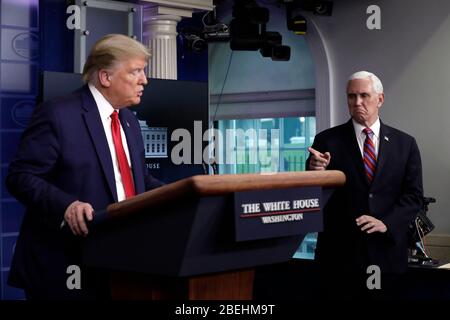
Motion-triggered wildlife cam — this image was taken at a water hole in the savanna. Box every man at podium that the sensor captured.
[6,34,163,299]
[307,71,423,299]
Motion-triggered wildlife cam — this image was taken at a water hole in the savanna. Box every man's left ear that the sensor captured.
[378,93,385,108]
[98,70,112,87]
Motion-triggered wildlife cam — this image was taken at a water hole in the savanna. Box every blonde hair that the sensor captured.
[82,34,151,84]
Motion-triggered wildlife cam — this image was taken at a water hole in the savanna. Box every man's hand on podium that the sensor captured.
[63,200,94,236]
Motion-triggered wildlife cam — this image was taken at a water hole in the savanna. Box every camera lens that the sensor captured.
[191,38,207,52]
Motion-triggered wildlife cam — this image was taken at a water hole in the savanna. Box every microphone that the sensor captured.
[202,162,209,175]
[209,157,218,174]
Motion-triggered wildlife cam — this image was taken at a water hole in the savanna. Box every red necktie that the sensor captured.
[363,127,377,184]
[111,111,135,198]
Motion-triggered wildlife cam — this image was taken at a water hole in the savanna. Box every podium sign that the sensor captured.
[234,187,323,242]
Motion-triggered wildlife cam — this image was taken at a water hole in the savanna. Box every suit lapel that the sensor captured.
[80,86,118,202]
[119,110,145,194]
[372,122,390,184]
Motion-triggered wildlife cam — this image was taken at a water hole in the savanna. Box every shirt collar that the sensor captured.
[88,83,118,120]
[352,117,380,139]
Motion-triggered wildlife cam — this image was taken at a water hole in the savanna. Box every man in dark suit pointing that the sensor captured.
[307,71,423,299]
[6,34,163,299]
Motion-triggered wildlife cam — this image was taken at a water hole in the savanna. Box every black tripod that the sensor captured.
[408,197,439,266]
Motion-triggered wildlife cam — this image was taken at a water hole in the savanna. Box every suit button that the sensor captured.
[369,193,374,198]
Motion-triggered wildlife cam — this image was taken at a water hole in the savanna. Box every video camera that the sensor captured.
[229,0,291,61]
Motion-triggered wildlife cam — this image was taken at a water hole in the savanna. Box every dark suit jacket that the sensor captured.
[6,86,163,299]
[307,119,423,274]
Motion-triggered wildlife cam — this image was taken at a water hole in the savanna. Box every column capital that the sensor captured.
[143,15,182,38]
[142,1,213,80]
[144,5,193,19]
[143,14,182,79]
[140,0,213,12]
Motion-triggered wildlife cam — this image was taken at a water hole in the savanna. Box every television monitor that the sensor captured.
[40,71,209,183]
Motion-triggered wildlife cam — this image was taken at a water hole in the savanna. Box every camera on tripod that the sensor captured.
[408,196,438,265]
[409,197,435,242]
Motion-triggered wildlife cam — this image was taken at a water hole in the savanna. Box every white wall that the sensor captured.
[307,0,450,233]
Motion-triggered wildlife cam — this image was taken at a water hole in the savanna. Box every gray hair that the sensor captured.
[348,71,383,94]
[82,34,151,84]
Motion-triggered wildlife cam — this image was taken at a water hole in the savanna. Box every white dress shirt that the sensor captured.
[88,83,133,202]
[352,118,380,159]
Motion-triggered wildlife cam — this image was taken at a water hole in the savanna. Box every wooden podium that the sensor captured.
[81,171,345,300]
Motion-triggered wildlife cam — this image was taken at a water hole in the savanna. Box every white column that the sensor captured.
[143,15,181,80]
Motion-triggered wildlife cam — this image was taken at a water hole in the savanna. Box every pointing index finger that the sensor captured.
[308,147,324,158]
